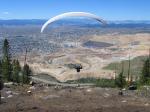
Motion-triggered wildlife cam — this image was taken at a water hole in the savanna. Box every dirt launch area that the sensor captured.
[0,85,150,112]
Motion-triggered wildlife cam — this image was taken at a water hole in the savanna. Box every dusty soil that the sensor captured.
[0,85,150,112]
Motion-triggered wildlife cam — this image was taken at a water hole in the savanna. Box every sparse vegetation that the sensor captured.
[66,78,116,88]
[66,77,97,83]
[95,79,116,88]
[104,52,150,88]
[104,56,148,78]
[33,73,60,83]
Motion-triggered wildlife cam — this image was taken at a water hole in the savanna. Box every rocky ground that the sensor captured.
[0,84,150,112]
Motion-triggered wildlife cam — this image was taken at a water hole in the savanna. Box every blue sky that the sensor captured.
[0,0,149,20]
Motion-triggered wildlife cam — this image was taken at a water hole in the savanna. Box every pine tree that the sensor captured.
[0,60,4,104]
[22,64,31,84]
[140,58,150,84]
[12,60,16,82]
[16,60,21,83]
[0,60,2,75]
[2,39,12,81]
[115,72,126,88]
[0,79,3,104]
[12,60,21,83]
[115,62,126,88]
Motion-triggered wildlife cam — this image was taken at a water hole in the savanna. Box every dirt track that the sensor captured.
[0,85,150,112]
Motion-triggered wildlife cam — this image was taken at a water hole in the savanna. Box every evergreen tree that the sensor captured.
[115,62,126,88]
[115,72,126,88]
[140,58,150,84]
[16,60,21,83]
[0,60,4,104]
[12,60,21,83]
[1,39,12,81]
[12,60,16,82]
[22,64,31,84]
[0,60,2,75]
[0,77,3,104]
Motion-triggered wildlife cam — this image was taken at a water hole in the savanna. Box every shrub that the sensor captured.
[115,72,126,88]
[95,79,116,88]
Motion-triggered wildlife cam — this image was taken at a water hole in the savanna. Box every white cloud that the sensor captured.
[2,12,9,15]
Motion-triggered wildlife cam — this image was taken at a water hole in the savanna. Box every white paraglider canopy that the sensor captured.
[41,12,106,33]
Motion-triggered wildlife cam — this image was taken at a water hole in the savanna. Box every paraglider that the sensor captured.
[41,12,106,33]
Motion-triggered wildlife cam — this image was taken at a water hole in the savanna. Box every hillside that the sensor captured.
[103,56,148,78]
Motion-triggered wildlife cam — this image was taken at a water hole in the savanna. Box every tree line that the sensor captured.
[0,39,32,86]
[115,49,150,89]
[0,39,32,103]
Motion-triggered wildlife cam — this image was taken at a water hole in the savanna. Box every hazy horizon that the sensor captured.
[1,18,150,21]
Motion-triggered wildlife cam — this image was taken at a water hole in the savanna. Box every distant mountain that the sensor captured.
[0,18,101,26]
[0,19,46,25]
[108,20,150,24]
[0,19,150,27]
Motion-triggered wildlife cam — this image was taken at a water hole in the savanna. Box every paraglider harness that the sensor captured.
[74,64,83,72]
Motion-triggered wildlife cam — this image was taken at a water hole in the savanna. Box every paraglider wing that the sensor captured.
[41,12,106,33]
